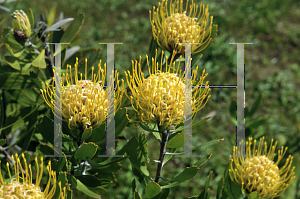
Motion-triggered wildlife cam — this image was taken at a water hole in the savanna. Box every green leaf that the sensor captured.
[26,8,34,31]
[0,94,3,131]
[166,132,191,148]
[45,18,74,32]
[220,163,242,199]
[161,182,181,189]
[134,190,142,199]
[163,148,176,165]
[159,188,170,199]
[139,132,150,163]
[32,49,46,68]
[0,139,6,146]
[132,166,151,188]
[194,153,212,168]
[171,165,199,183]
[74,142,98,161]
[217,176,224,199]
[145,181,162,198]
[125,136,149,176]
[246,192,260,199]
[5,43,24,57]
[60,13,84,51]
[5,56,32,70]
[81,127,92,141]
[165,138,224,155]
[2,29,23,52]
[247,119,266,129]
[229,100,236,120]
[38,115,54,144]
[132,179,143,199]
[191,53,203,68]
[249,94,261,117]
[115,108,128,137]
[76,175,102,187]
[76,179,101,198]
[198,171,213,199]
[142,36,159,71]
[0,73,38,89]
[211,24,218,40]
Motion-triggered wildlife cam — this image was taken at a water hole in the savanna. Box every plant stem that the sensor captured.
[155,126,170,183]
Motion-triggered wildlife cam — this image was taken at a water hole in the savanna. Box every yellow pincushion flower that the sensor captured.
[149,0,215,55]
[125,50,210,128]
[0,153,63,199]
[229,137,296,199]
[41,58,125,130]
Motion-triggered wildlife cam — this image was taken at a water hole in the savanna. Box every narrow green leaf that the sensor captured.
[38,115,54,144]
[229,100,237,120]
[115,108,128,137]
[139,132,150,163]
[60,13,84,51]
[166,132,191,148]
[217,176,224,199]
[76,179,101,198]
[161,182,181,189]
[211,24,218,40]
[76,175,102,187]
[165,138,224,155]
[248,119,266,129]
[145,181,162,198]
[26,8,34,31]
[249,94,261,117]
[198,171,213,199]
[74,142,98,161]
[171,165,199,183]
[45,18,74,32]
[32,49,46,68]
[220,163,243,199]
[194,153,212,168]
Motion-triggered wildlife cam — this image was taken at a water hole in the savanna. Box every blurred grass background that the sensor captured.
[1,0,300,198]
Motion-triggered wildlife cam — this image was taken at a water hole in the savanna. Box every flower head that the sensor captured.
[0,153,62,198]
[149,0,215,55]
[12,10,31,38]
[41,58,125,130]
[229,137,296,199]
[125,50,210,128]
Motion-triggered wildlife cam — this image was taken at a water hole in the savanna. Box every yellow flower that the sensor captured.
[40,58,125,130]
[229,137,296,199]
[0,153,63,199]
[149,0,215,55]
[125,50,211,128]
[12,10,31,37]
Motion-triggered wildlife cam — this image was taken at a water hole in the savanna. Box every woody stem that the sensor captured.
[155,126,170,183]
